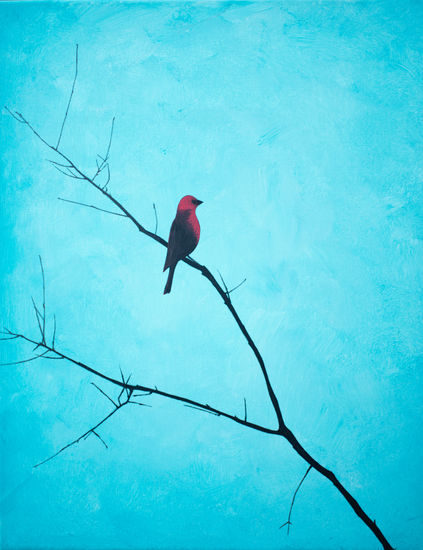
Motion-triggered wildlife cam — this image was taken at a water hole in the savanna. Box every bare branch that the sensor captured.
[33,366,150,468]
[58,197,127,217]
[34,403,121,468]
[56,44,78,149]
[280,466,312,534]
[5,330,275,435]
[0,322,396,549]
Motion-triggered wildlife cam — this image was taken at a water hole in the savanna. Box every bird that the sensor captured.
[163,195,203,294]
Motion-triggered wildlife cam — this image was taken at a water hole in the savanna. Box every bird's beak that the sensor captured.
[195,199,203,206]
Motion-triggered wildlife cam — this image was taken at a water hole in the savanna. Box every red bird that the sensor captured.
[163,195,203,294]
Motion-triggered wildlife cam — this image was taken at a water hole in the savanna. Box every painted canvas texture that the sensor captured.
[1,2,422,550]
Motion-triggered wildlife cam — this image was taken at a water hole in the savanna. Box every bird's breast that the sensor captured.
[187,212,200,242]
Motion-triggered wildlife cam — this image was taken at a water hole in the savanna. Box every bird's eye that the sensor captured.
[191,199,196,204]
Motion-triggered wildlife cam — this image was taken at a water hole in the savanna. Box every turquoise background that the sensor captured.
[1,2,422,549]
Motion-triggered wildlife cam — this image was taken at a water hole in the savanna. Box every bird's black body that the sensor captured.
[164,211,198,271]
[163,209,199,294]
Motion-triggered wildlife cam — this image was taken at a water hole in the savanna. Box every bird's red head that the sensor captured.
[177,195,203,212]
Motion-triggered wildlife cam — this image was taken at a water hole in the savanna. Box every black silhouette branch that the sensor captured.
[3,327,277,437]
[34,378,150,468]
[3,49,395,550]
[280,465,312,535]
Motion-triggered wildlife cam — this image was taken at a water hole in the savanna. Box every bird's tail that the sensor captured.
[164,264,176,295]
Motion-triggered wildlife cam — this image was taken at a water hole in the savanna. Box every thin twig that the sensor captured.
[56,44,78,149]
[4,106,25,123]
[93,117,114,183]
[49,162,82,179]
[104,117,115,162]
[91,382,117,408]
[280,466,312,534]
[153,203,158,234]
[228,278,247,295]
[104,163,110,189]
[34,404,121,468]
[91,430,108,449]
[184,404,220,416]
[52,314,57,349]
[0,350,48,366]
[58,197,127,217]
[133,392,153,398]
[217,270,231,304]
[31,297,43,338]
[47,159,73,169]
[39,256,46,344]
[128,401,152,407]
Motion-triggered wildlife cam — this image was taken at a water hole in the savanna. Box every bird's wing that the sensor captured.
[163,214,198,271]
